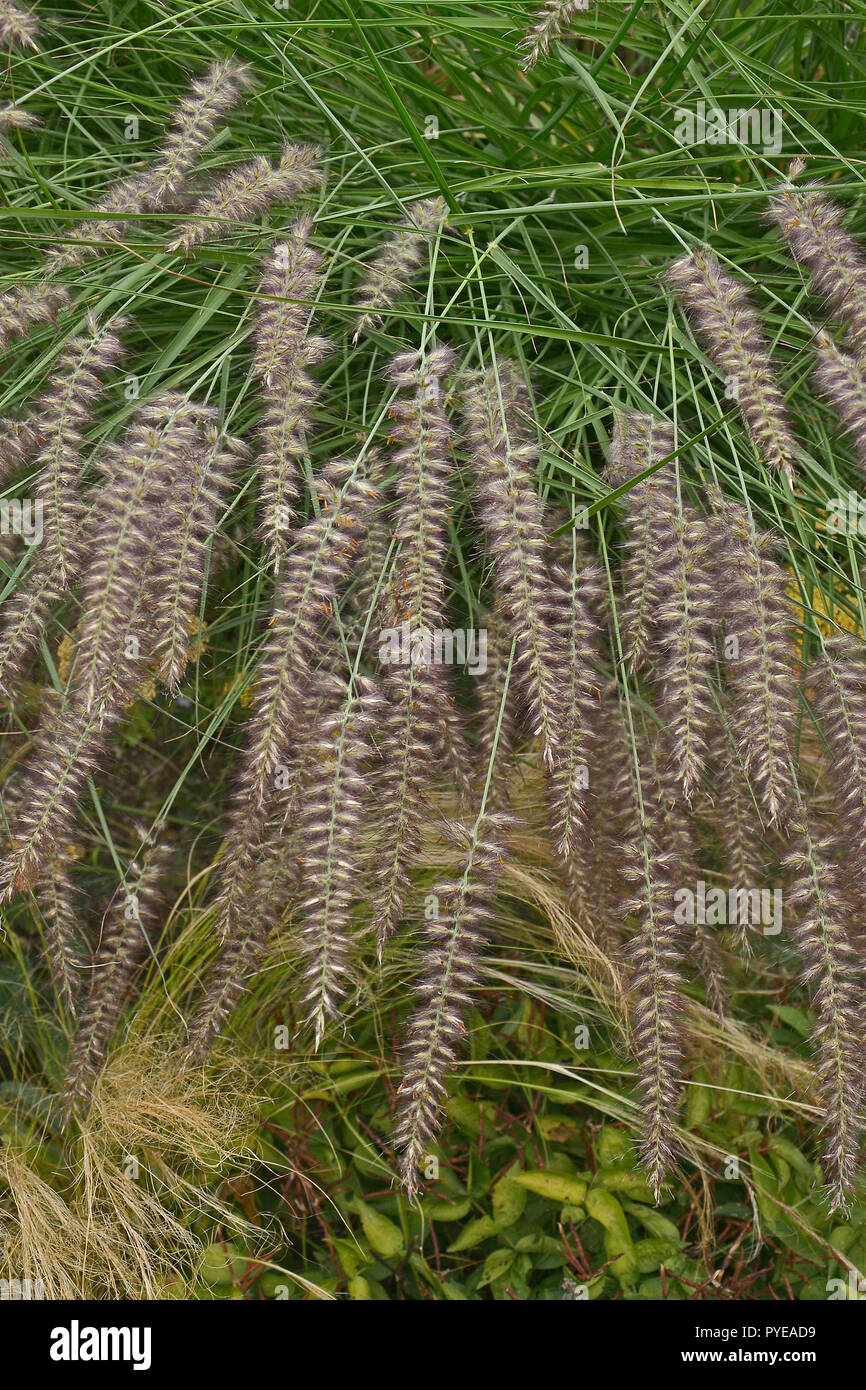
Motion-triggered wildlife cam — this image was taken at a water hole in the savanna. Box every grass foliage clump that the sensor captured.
[2,0,866,1299]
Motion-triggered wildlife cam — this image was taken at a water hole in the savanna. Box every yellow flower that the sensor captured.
[56,634,76,684]
[785,567,863,651]
[186,616,209,664]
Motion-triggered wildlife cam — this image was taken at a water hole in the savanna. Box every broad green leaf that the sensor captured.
[332,1237,367,1278]
[512,1171,588,1205]
[354,1199,405,1259]
[586,1188,637,1287]
[634,1236,682,1275]
[422,1198,472,1223]
[535,1112,578,1144]
[595,1166,655,1203]
[477,1247,515,1289]
[448,1215,501,1252]
[199,1243,244,1288]
[685,1068,712,1129]
[623,1202,682,1244]
[492,1162,528,1227]
[596,1125,633,1166]
[585,1189,634,1256]
[445,1095,496,1139]
[767,1136,819,1185]
[768,1005,813,1038]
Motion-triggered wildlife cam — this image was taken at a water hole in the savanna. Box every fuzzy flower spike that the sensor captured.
[395,813,510,1200]
[461,358,567,772]
[168,142,323,256]
[665,248,799,484]
[371,344,459,953]
[783,803,864,1212]
[353,198,447,341]
[706,484,797,827]
[186,457,375,1046]
[519,1,589,69]
[0,60,253,341]
[62,835,174,1120]
[0,1,39,48]
[252,217,330,568]
[296,675,384,1048]
[767,160,866,356]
